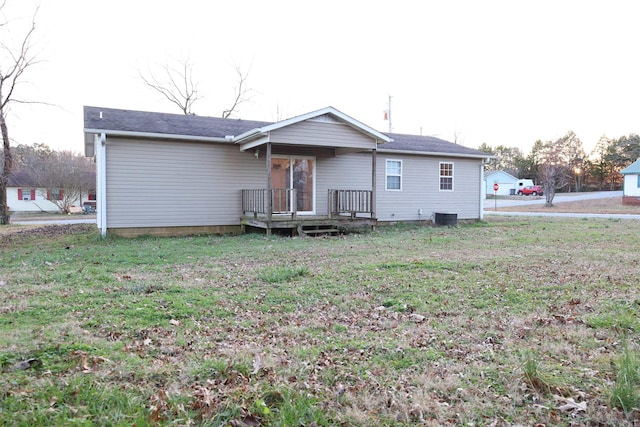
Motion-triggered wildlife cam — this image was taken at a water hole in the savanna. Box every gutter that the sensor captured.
[377,148,493,160]
[83,128,231,144]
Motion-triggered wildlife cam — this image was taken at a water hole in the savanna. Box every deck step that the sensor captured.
[300,228,340,235]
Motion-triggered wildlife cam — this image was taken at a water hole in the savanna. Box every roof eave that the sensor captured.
[377,148,493,160]
[83,128,231,143]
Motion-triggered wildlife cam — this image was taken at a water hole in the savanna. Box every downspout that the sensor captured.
[479,158,489,220]
[97,133,107,236]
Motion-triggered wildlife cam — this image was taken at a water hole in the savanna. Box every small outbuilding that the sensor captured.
[620,159,640,205]
[484,170,518,197]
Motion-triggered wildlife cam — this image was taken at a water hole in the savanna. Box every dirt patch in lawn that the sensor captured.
[0,223,95,242]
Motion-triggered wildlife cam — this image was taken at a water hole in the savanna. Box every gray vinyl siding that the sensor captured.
[316,153,373,214]
[376,154,482,221]
[270,120,377,150]
[105,137,264,228]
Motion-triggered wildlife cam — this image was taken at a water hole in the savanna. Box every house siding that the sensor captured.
[269,120,377,150]
[316,153,373,215]
[623,174,640,197]
[376,154,481,222]
[105,137,264,228]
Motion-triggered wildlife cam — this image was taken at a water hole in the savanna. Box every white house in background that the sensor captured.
[620,158,640,205]
[84,106,492,237]
[7,171,95,213]
[484,170,518,197]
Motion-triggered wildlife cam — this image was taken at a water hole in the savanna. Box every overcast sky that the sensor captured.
[3,0,640,155]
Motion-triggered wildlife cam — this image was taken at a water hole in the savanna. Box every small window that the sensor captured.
[47,188,64,201]
[637,175,640,188]
[439,162,453,191]
[18,188,36,201]
[386,160,402,191]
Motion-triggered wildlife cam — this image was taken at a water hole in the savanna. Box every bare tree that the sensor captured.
[539,141,571,207]
[32,150,95,214]
[221,62,252,118]
[0,2,39,224]
[139,58,252,118]
[139,56,201,115]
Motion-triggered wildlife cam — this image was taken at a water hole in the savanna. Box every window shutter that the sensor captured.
[31,189,36,200]
[18,188,23,200]
[47,189,51,200]
[59,189,64,199]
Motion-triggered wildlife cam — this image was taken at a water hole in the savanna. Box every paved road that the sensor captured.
[484,190,640,219]
[484,190,622,209]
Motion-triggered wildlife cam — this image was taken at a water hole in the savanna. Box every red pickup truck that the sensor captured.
[518,185,544,196]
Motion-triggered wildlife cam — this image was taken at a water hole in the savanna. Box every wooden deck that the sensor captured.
[241,188,376,235]
[240,214,377,236]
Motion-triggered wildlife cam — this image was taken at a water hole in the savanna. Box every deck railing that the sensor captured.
[328,189,374,218]
[242,188,374,219]
[241,189,297,217]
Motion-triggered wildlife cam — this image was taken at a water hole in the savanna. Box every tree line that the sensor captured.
[479,132,640,205]
[2,144,95,214]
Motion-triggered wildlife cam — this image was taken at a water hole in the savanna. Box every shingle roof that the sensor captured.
[620,159,640,174]
[84,106,270,139]
[7,170,37,187]
[84,106,490,158]
[380,132,488,157]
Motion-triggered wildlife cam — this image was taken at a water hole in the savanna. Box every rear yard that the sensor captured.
[1,218,639,425]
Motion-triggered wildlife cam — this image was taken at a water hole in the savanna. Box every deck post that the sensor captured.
[371,148,376,219]
[266,142,272,228]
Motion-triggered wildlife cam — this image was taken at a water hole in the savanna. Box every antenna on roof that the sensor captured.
[383,95,393,133]
[99,111,103,119]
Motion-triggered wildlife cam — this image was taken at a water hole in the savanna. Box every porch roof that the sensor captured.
[233,106,391,146]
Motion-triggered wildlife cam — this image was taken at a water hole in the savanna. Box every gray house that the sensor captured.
[83,106,491,237]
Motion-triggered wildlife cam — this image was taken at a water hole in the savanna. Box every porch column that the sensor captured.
[371,148,376,218]
[266,142,272,225]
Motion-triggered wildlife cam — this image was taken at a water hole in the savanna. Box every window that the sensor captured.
[439,162,453,191]
[386,159,402,190]
[48,188,64,201]
[18,188,36,201]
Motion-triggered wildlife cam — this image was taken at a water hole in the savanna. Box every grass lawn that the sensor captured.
[1,218,640,426]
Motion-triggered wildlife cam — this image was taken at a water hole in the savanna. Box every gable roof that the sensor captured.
[234,106,391,144]
[84,106,491,159]
[620,159,640,175]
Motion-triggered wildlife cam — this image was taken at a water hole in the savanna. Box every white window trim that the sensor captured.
[385,159,403,191]
[439,161,454,191]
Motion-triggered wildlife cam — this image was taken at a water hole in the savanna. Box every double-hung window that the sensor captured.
[439,162,453,191]
[386,159,402,191]
[18,188,36,200]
